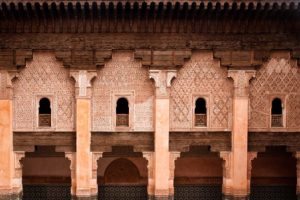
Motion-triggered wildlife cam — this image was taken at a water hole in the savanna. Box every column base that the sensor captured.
[148,195,174,200]
[0,193,22,200]
[223,194,249,200]
[72,195,98,200]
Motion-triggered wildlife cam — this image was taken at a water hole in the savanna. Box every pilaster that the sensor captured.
[143,152,155,197]
[0,70,20,200]
[227,70,256,199]
[169,152,180,197]
[294,152,300,199]
[65,152,76,196]
[247,152,257,195]
[149,69,177,199]
[70,70,97,199]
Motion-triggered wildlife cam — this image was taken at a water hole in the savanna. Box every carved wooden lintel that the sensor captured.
[56,50,112,69]
[169,131,231,152]
[214,50,269,68]
[135,49,191,68]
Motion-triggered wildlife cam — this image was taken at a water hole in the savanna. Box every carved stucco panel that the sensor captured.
[249,52,300,129]
[92,51,154,131]
[13,52,75,131]
[170,51,233,130]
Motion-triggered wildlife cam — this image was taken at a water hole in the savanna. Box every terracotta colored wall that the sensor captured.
[97,157,147,178]
[22,157,71,177]
[174,156,222,185]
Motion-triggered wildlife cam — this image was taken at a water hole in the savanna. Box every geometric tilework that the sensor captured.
[98,185,147,200]
[250,186,297,200]
[174,185,222,200]
[22,185,71,200]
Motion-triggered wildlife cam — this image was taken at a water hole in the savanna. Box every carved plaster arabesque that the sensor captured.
[13,52,75,131]
[170,52,233,130]
[249,54,300,129]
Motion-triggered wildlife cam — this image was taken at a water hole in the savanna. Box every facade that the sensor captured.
[0,0,300,200]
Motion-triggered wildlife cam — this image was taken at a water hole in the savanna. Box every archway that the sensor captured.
[98,147,148,200]
[250,146,296,200]
[174,146,223,200]
[22,146,71,200]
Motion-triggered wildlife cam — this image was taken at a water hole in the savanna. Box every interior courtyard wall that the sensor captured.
[174,156,223,184]
[249,51,300,129]
[170,51,233,131]
[92,51,154,131]
[12,52,75,131]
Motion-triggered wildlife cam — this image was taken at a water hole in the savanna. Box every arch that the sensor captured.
[39,98,51,127]
[116,98,129,127]
[271,98,283,127]
[116,97,129,114]
[104,158,141,184]
[195,98,207,127]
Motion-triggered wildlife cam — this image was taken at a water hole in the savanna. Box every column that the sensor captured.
[294,152,300,200]
[70,70,97,200]
[226,70,256,200]
[149,69,177,200]
[0,70,19,200]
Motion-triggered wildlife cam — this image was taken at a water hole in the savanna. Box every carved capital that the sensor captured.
[149,70,177,98]
[70,70,97,98]
[169,152,180,195]
[228,70,256,97]
[143,152,154,196]
[135,49,191,68]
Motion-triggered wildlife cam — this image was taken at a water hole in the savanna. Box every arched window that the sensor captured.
[39,98,51,127]
[271,98,283,127]
[195,98,207,127]
[116,98,129,127]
